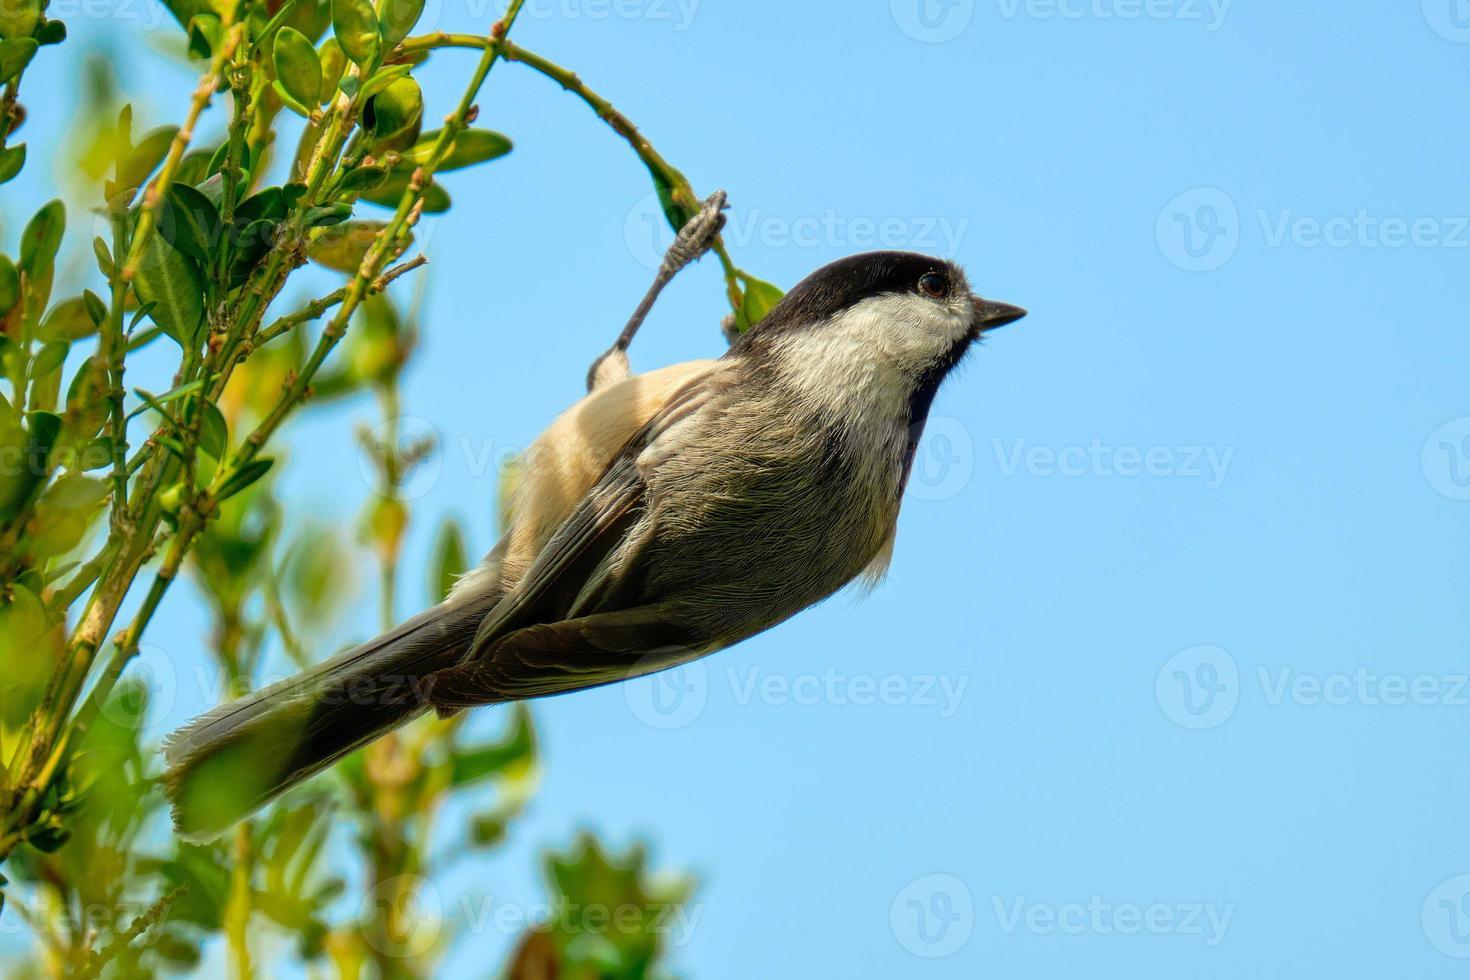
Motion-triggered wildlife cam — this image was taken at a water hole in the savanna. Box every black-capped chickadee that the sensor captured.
[164,250,1026,837]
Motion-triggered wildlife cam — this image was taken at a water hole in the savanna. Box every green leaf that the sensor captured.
[401,128,512,172]
[304,202,353,227]
[449,705,535,786]
[734,272,785,333]
[317,36,346,102]
[19,199,65,321]
[0,38,37,84]
[38,296,100,342]
[273,28,321,109]
[361,173,449,213]
[217,458,274,501]
[0,0,40,41]
[117,125,180,196]
[338,164,389,192]
[187,12,221,60]
[29,474,108,558]
[226,218,275,288]
[237,186,285,224]
[430,519,467,602]
[82,289,107,326]
[0,143,23,184]
[376,0,423,48]
[133,233,205,350]
[159,182,222,261]
[363,76,422,143]
[309,221,406,274]
[198,401,227,458]
[28,340,67,380]
[34,18,62,44]
[0,255,18,314]
[331,0,379,66]
[271,78,314,119]
[91,236,116,278]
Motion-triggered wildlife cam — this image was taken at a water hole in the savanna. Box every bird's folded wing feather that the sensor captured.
[425,367,717,709]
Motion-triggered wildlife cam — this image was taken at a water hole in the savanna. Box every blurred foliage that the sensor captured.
[0,0,726,975]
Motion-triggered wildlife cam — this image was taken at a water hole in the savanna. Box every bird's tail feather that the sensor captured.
[163,595,492,839]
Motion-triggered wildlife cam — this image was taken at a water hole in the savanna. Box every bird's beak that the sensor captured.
[971,295,1028,333]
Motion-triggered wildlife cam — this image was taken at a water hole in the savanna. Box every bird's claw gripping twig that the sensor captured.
[587,190,729,392]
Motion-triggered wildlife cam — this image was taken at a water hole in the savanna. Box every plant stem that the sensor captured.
[397,33,745,311]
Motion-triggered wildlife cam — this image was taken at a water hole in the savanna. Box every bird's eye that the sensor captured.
[918,272,947,299]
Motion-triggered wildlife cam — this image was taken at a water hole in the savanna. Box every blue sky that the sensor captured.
[6,1,1470,976]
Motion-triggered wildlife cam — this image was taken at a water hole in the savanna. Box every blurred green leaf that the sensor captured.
[339,163,389,192]
[19,199,65,321]
[38,295,100,342]
[34,18,63,45]
[449,704,535,786]
[0,255,18,314]
[0,0,40,40]
[187,12,221,59]
[0,143,24,184]
[361,172,449,213]
[401,128,512,172]
[198,400,227,458]
[217,457,274,501]
[116,125,180,198]
[331,0,379,66]
[430,518,467,602]
[29,474,108,558]
[377,0,423,48]
[0,37,37,83]
[309,220,405,273]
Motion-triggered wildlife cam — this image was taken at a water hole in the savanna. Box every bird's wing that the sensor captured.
[424,366,718,709]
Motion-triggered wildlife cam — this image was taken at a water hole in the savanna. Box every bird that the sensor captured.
[163,249,1026,838]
